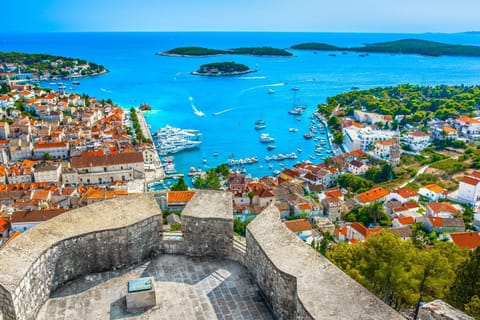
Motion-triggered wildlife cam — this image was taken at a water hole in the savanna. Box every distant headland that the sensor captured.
[290,39,480,57]
[158,46,293,57]
[191,61,256,76]
[0,52,108,80]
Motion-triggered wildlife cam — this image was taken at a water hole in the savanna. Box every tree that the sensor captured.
[42,152,52,160]
[247,191,255,205]
[448,247,480,313]
[170,177,188,191]
[464,295,480,319]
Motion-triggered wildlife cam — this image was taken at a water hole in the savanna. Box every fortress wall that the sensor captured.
[0,284,15,320]
[245,205,405,320]
[182,190,233,258]
[0,194,162,320]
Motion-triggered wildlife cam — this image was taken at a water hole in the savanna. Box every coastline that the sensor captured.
[191,69,257,76]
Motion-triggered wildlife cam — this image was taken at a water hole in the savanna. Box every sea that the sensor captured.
[2,32,480,180]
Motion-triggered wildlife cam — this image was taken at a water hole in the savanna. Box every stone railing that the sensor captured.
[245,205,405,320]
[0,194,162,320]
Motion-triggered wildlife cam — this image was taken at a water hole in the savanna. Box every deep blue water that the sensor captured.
[2,32,480,178]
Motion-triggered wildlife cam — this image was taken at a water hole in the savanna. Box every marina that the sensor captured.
[153,125,202,156]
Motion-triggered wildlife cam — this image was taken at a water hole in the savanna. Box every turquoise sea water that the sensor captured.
[2,32,480,178]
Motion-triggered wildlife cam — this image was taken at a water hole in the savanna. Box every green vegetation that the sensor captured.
[364,163,395,183]
[327,232,468,315]
[318,84,480,125]
[0,51,107,79]
[161,46,292,57]
[290,43,342,51]
[335,173,373,193]
[448,247,480,318]
[194,61,252,76]
[344,202,389,226]
[129,108,152,145]
[234,217,254,236]
[291,39,480,57]
[170,177,188,191]
[429,158,468,174]
[193,164,230,190]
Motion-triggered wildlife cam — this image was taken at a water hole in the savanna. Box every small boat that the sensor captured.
[297,148,302,153]
[49,82,56,85]
[254,119,266,130]
[358,53,368,57]
[260,133,275,143]
[303,133,313,139]
[328,53,337,57]
[213,152,219,157]
[291,87,299,91]
[268,89,275,94]
[296,117,302,122]
[309,155,316,160]
[289,127,299,132]
[288,107,304,115]
[202,158,207,163]
[72,81,80,85]
[351,86,360,90]
[267,144,276,150]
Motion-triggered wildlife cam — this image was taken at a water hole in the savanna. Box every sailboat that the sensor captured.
[288,89,307,116]
[254,104,266,130]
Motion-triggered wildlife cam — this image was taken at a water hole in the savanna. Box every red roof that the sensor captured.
[356,187,390,203]
[393,201,420,213]
[0,218,11,233]
[396,216,415,225]
[427,202,459,215]
[324,188,343,199]
[394,188,419,199]
[34,142,67,149]
[167,191,196,203]
[284,219,312,233]
[450,232,480,249]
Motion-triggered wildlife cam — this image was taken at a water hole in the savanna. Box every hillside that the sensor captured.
[159,46,292,57]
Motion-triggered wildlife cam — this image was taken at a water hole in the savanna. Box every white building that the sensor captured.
[33,162,62,183]
[33,142,69,160]
[403,131,430,152]
[372,139,394,160]
[0,122,10,139]
[457,171,480,209]
[343,126,396,152]
[348,159,368,175]
[419,184,446,201]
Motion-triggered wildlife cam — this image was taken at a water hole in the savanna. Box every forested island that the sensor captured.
[318,84,480,124]
[0,52,107,80]
[291,39,480,57]
[191,62,256,76]
[159,46,292,57]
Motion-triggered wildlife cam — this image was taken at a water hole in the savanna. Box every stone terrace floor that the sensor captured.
[36,255,274,320]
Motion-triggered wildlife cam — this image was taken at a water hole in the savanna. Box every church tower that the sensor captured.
[389,129,401,167]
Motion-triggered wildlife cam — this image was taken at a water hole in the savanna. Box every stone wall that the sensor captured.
[246,205,405,320]
[0,194,162,320]
[182,190,233,258]
[418,300,474,320]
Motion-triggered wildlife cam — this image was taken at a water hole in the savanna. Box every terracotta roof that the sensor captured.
[457,116,480,124]
[390,226,413,238]
[31,190,51,201]
[71,152,144,168]
[394,188,419,199]
[167,191,196,203]
[427,202,459,215]
[442,125,457,133]
[470,171,480,179]
[11,209,67,223]
[396,216,415,225]
[376,140,394,146]
[461,176,480,186]
[283,219,312,233]
[0,218,11,233]
[450,232,480,249]
[393,201,420,213]
[356,187,390,203]
[297,203,313,211]
[423,184,445,193]
[428,217,465,228]
[324,188,343,199]
[408,130,429,137]
[349,160,365,168]
[33,142,67,149]
[350,222,368,237]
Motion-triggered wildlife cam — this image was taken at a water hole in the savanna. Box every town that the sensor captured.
[0,66,479,318]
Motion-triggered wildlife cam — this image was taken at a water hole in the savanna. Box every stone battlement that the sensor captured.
[0,191,404,320]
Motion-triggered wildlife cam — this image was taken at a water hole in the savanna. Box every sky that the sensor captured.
[2,0,479,33]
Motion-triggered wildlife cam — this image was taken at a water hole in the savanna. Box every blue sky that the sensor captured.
[3,0,479,33]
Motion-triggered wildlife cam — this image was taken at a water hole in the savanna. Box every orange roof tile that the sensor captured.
[33,142,67,149]
[394,188,419,199]
[356,187,390,203]
[427,202,459,215]
[324,188,343,199]
[461,176,480,186]
[442,126,457,133]
[457,116,480,124]
[423,184,445,193]
[284,219,312,233]
[0,218,11,233]
[350,222,368,237]
[396,216,415,225]
[450,232,480,249]
[297,203,313,211]
[167,191,196,203]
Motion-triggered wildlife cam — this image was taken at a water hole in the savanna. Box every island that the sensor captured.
[191,62,256,76]
[158,46,292,57]
[0,52,108,81]
[290,39,480,57]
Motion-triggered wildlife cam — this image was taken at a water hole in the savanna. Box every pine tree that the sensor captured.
[448,247,480,313]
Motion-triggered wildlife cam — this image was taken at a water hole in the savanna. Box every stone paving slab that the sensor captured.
[36,255,273,320]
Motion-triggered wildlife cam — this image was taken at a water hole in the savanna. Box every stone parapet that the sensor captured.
[0,194,162,320]
[246,204,405,320]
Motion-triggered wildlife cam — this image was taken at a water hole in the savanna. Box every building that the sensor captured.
[347,222,382,242]
[343,126,396,152]
[283,219,312,242]
[392,216,415,228]
[33,142,69,160]
[449,232,480,250]
[355,187,390,205]
[347,159,368,175]
[373,139,394,161]
[456,171,480,209]
[322,196,343,222]
[71,152,144,185]
[166,190,196,211]
[10,209,67,232]
[33,162,62,183]
[434,125,458,140]
[0,122,10,139]
[403,130,430,152]
[419,184,446,201]
[426,202,460,218]
[353,110,393,125]
[388,187,419,203]
[424,217,465,234]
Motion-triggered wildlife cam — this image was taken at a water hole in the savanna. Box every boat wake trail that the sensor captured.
[191,103,206,117]
[212,108,235,116]
[240,82,288,95]
[100,88,112,93]
[237,76,267,80]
